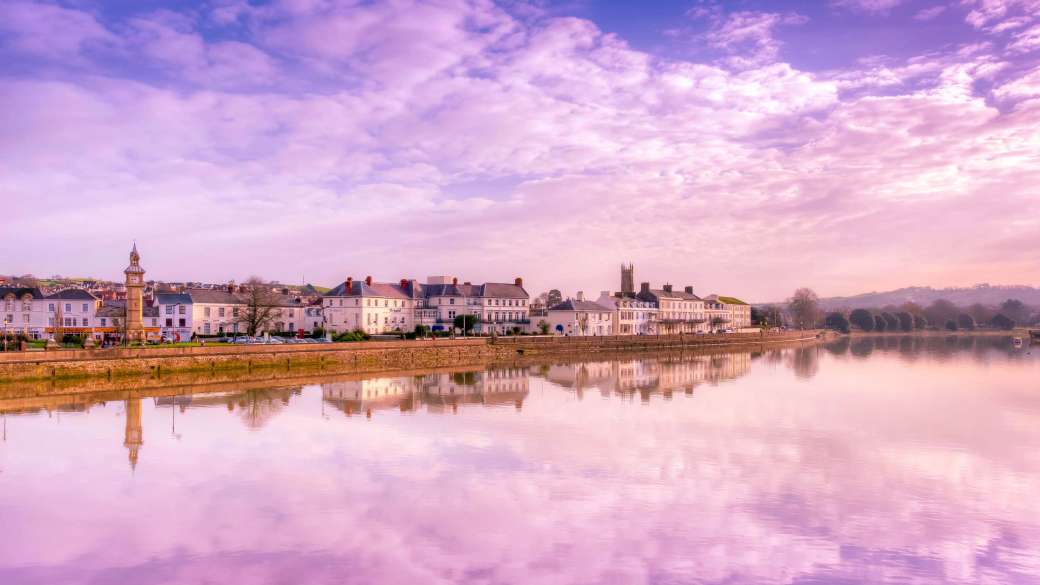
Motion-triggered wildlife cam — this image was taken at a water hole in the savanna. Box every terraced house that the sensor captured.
[322,275,530,335]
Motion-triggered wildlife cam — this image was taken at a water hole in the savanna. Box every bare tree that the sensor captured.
[237,277,279,336]
[788,288,822,330]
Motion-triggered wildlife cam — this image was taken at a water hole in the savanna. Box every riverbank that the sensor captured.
[0,330,820,384]
[845,328,1033,337]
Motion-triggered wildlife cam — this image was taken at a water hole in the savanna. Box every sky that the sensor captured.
[1,0,1039,302]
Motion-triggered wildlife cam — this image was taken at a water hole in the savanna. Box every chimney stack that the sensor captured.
[365,275,373,287]
[514,277,523,287]
[227,284,235,293]
[663,284,673,293]
[400,278,408,289]
[464,281,471,286]
[640,282,650,293]
[346,276,353,293]
[576,291,584,301]
[684,286,694,294]
[452,277,458,285]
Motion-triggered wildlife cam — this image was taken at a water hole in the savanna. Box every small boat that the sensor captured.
[1013,337,1023,348]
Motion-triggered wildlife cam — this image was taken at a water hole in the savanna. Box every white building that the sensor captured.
[636,283,707,334]
[187,288,247,336]
[595,291,658,335]
[322,275,530,336]
[1,286,47,338]
[546,294,614,336]
[156,292,193,341]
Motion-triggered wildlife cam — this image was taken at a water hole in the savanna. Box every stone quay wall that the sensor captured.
[0,331,820,383]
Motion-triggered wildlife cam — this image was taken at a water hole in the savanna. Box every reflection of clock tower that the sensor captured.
[124,243,146,343]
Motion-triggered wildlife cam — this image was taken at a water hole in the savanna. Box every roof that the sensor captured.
[637,288,700,302]
[715,296,748,305]
[0,286,44,299]
[96,301,126,317]
[187,289,245,304]
[549,299,613,312]
[46,289,99,301]
[325,280,413,300]
[478,283,528,299]
[155,293,193,305]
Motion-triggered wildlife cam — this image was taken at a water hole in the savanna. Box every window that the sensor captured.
[23,314,30,323]
[65,303,72,313]
[152,318,157,326]
[48,303,55,312]
[48,317,54,326]
[179,318,186,327]
[82,318,88,326]
[22,302,31,312]
[219,307,226,317]
[204,307,211,317]
[64,318,72,326]
[178,305,185,315]
[204,323,211,334]
[100,318,107,326]
[449,298,455,305]
[166,318,173,327]
[232,308,239,317]
[166,305,174,314]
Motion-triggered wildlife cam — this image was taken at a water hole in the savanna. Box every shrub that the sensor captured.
[874,314,887,332]
[896,312,913,332]
[945,320,958,331]
[913,315,927,329]
[881,312,899,330]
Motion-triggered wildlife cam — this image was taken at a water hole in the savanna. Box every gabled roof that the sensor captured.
[479,283,528,299]
[715,296,748,305]
[549,299,612,312]
[46,289,99,301]
[324,280,412,300]
[187,289,245,304]
[0,286,44,299]
[156,293,192,305]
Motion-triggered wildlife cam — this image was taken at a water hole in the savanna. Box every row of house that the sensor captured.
[538,266,752,336]
[1,252,750,341]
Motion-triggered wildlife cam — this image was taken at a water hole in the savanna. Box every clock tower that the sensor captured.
[124,243,146,343]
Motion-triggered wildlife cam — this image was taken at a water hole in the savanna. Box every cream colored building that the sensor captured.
[546,294,614,336]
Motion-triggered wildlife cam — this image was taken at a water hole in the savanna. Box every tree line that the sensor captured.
[753,289,1038,334]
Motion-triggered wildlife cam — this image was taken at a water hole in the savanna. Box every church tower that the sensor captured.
[124,243,146,343]
[620,263,635,296]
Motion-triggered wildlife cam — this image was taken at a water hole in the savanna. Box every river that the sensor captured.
[1,336,1038,584]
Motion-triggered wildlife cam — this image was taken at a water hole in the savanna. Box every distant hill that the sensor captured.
[816,284,1040,310]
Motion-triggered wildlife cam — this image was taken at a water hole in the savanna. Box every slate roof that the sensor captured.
[46,289,98,301]
[187,289,245,304]
[637,288,700,303]
[326,280,528,300]
[549,299,613,312]
[0,286,44,299]
[96,302,125,318]
[155,293,193,305]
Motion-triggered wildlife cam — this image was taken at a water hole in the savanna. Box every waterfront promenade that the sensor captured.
[0,331,820,384]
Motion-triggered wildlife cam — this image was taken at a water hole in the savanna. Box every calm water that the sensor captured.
[1,336,1039,584]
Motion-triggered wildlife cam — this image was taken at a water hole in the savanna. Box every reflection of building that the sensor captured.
[124,397,143,470]
[535,352,753,401]
[322,367,530,416]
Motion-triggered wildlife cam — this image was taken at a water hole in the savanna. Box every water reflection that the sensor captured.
[1,338,1039,585]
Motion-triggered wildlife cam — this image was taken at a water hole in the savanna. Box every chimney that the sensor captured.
[400,278,408,289]
[346,276,353,293]
[663,284,672,293]
[576,291,584,301]
[282,288,289,295]
[464,281,471,286]
[640,282,650,293]
[600,291,610,299]
[227,284,235,293]
[452,277,458,285]
[365,275,373,286]
[685,286,694,294]
[514,277,523,287]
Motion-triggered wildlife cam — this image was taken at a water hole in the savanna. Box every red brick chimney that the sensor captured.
[663,284,673,293]
[365,275,373,286]
[400,278,408,289]
[452,277,458,285]
[227,284,235,293]
[464,281,471,286]
[514,277,523,287]
[346,276,353,293]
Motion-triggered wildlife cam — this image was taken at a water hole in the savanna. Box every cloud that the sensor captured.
[0,0,1038,298]
[914,5,948,20]
[832,0,904,12]
[0,0,117,60]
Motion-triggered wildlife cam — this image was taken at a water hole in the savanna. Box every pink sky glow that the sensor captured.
[1,0,1039,301]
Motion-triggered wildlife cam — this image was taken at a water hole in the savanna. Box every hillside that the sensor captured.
[817,284,1040,310]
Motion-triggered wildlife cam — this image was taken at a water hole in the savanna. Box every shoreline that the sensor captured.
[0,331,820,386]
